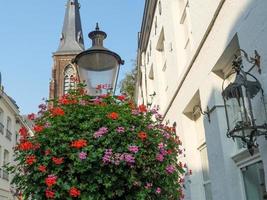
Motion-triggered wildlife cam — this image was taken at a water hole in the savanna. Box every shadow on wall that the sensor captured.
[180,0,267,200]
[201,0,267,199]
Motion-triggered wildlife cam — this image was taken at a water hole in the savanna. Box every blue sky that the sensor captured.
[0,0,144,114]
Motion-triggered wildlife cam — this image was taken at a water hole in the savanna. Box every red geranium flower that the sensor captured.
[18,141,34,151]
[138,131,148,141]
[45,175,57,187]
[70,139,87,149]
[45,149,51,156]
[59,95,78,105]
[50,107,65,117]
[27,113,36,120]
[138,104,147,113]
[38,165,47,172]
[33,143,41,150]
[59,95,69,105]
[45,189,55,199]
[117,95,126,101]
[33,125,44,133]
[107,112,119,120]
[19,126,28,138]
[69,187,81,197]
[26,155,36,165]
[167,149,173,155]
[52,157,64,165]
[99,94,110,98]
[128,100,136,109]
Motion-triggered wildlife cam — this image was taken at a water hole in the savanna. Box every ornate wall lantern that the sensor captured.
[222,49,267,155]
[73,23,124,96]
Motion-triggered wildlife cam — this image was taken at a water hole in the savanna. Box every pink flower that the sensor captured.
[112,153,124,165]
[44,122,51,128]
[131,109,140,115]
[123,153,135,165]
[163,132,170,139]
[27,113,36,120]
[166,165,175,174]
[160,148,167,156]
[155,187,161,194]
[155,114,163,120]
[147,124,154,129]
[116,127,125,133]
[94,127,108,138]
[156,154,164,162]
[93,98,102,104]
[79,100,88,105]
[145,182,153,189]
[128,145,139,154]
[79,152,87,160]
[102,149,113,164]
[158,143,164,149]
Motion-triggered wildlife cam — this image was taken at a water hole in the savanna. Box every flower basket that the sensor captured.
[7,83,186,200]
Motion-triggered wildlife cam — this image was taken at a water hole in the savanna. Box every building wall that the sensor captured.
[0,88,31,199]
[137,0,267,199]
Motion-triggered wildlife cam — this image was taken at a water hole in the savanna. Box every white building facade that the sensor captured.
[0,85,32,199]
[136,0,267,200]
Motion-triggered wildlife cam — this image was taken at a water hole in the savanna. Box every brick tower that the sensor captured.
[49,0,84,99]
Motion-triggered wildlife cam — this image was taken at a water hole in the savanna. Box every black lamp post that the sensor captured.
[73,23,124,96]
[222,49,267,155]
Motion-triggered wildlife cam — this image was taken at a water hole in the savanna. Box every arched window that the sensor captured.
[64,65,75,94]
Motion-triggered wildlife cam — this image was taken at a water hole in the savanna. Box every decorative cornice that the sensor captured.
[138,0,158,53]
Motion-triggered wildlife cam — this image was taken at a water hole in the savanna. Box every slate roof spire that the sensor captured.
[56,0,84,54]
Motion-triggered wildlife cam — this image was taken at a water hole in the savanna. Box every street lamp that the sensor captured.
[222,49,267,155]
[73,23,124,96]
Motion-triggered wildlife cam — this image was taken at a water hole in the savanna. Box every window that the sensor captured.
[6,117,12,141]
[0,108,4,134]
[156,28,165,69]
[15,131,19,144]
[6,117,11,130]
[200,146,213,200]
[156,28,165,52]
[180,1,192,58]
[242,162,266,200]
[64,65,75,94]
[3,149,9,181]
[158,1,162,15]
[148,64,154,80]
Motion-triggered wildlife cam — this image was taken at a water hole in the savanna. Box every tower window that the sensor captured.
[64,65,75,94]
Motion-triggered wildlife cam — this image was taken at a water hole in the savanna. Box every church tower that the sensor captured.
[49,0,84,99]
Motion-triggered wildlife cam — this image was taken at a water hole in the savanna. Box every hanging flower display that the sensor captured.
[6,83,187,199]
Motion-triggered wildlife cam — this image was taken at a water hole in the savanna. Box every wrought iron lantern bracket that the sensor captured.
[192,105,211,123]
[222,49,267,155]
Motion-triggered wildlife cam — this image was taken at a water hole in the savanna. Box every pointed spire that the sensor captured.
[56,0,84,54]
